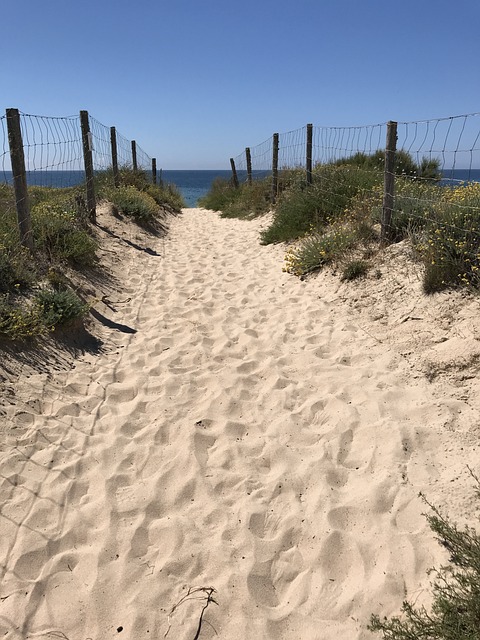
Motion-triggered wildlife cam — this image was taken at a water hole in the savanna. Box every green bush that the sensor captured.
[31,201,97,266]
[102,185,161,222]
[144,182,185,211]
[369,479,480,640]
[0,294,43,340]
[341,259,370,281]
[199,177,271,219]
[261,164,382,245]
[35,287,89,328]
[0,211,37,292]
[198,177,241,212]
[413,183,480,293]
[284,227,356,276]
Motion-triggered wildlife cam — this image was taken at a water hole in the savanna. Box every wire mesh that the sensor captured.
[90,116,113,173]
[0,115,9,183]
[115,130,133,168]
[313,123,385,166]
[397,113,480,183]
[0,110,156,190]
[16,113,84,188]
[135,143,152,175]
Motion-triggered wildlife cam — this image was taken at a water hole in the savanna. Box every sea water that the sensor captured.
[2,169,480,207]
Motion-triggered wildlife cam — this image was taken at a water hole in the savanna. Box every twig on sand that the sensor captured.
[164,586,218,639]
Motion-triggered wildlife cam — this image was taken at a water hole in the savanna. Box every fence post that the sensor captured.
[271,133,279,204]
[152,158,157,184]
[110,126,120,187]
[230,158,239,188]
[381,120,397,244]
[131,140,137,171]
[246,147,252,185]
[306,123,313,185]
[80,110,96,223]
[6,108,33,250]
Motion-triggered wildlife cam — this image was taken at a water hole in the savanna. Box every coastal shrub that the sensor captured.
[220,180,271,219]
[0,212,37,292]
[32,201,97,266]
[414,182,480,293]
[369,478,480,640]
[35,287,89,328]
[198,177,240,212]
[199,177,271,219]
[144,183,185,211]
[0,287,88,340]
[103,185,161,223]
[341,259,370,281]
[335,149,441,182]
[0,294,43,340]
[95,167,185,211]
[284,227,355,276]
[261,164,382,245]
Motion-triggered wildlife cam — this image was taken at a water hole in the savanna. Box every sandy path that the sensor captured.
[0,208,476,640]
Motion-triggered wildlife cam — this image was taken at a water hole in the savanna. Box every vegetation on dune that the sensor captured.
[95,167,185,214]
[0,167,180,343]
[198,176,271,219]
[370,475,480,640]
[200,149,480,294]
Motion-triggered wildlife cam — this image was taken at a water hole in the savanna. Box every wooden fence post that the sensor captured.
[381,121,397,244]
[110,126,120,187]
[306,123,313,185]
[131,140,137,171]
[271,133,279,204]
[152,158,157,184]
[246,147,252,185]
[230,158,239,188]
[6,108,33,250]
[80,110,96,223]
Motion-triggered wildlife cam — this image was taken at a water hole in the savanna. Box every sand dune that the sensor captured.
[0,207,478,639]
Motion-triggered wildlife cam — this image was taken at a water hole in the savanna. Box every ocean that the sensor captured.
[1,169,480,207]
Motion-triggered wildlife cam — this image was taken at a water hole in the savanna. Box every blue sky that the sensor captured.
[3,0,480,169]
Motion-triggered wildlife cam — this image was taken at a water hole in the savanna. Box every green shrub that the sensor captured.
[198,177,240,212]
[0,212,37,292]
[32,201,97,266]
[0,294,43,340]
[261,164,381,245]
[341,259,370,281]
[369,478,480,640]
[103,185,161,222]
[144,183,185,211]
[413,183,480,293]
[221,181,271,219]
[284,227,355,276]
[35,287,89,328]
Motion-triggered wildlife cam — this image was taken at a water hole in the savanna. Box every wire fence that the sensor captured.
[1,109,157,189]
[230,112,480,253]
[232,112,480,185]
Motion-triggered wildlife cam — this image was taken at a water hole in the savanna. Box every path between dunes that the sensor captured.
[0,208,478,640]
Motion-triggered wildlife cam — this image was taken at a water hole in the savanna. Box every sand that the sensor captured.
[0,207,479,640]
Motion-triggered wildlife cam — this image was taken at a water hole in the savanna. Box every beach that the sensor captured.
[1,207,479,640]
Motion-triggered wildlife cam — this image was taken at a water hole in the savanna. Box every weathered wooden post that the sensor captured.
[6,108,33,250]
[110,126,120,187]
[230,158,239,188]
[271,133,279,204]
[306,123,313,185]
[152,158,157,185]
[80,110,96,223]
[381,121,397,244]
[131,140,137,171]
[246,147,252,185]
